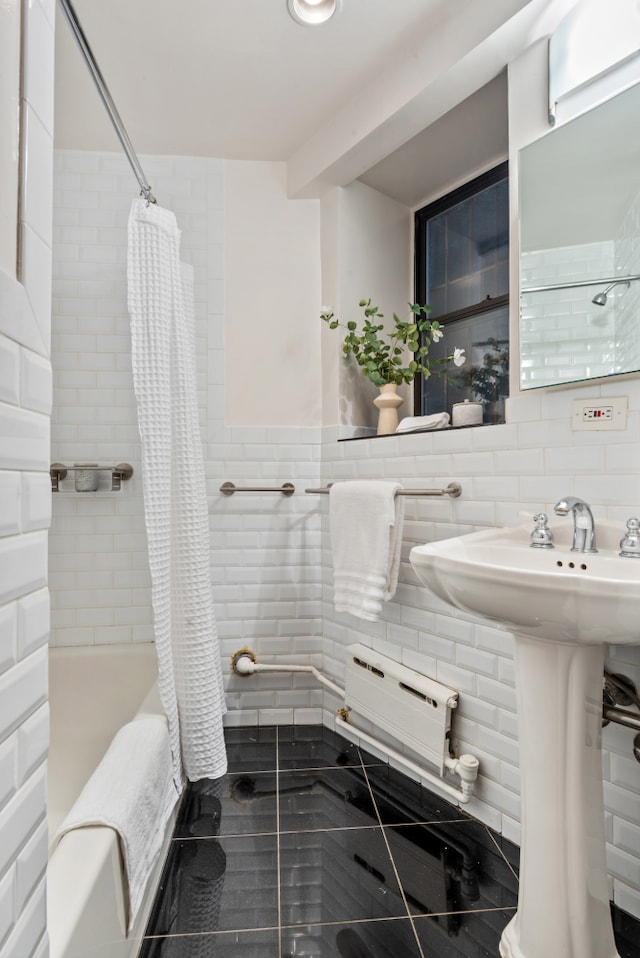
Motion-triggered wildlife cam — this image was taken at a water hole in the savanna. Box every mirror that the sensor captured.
[519,80,640,390]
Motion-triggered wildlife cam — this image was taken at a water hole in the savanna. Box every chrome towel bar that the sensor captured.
[220,482,295,496]
[304,481,462,498]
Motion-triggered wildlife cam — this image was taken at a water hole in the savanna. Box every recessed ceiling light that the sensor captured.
[287,0,342,27]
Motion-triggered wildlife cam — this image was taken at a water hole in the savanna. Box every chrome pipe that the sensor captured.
[56,0,156,204]
[603,705,640,732]
[521,273,640,294]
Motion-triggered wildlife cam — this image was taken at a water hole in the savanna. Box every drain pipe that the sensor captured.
[231,648,479,804]
[334,715,479,804]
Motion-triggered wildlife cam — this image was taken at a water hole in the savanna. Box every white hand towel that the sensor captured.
[396,413,450,432]
[51,716,180,932]
[329,480,405,621]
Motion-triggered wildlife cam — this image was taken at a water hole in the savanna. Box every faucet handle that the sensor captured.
[530,513,554,549]
[620,517,640,557]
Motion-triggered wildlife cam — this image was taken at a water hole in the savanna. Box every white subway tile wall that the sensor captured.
[320,393,640,920]
[0,2,54,954]
[50,151,640,923]
[50,152,325,734]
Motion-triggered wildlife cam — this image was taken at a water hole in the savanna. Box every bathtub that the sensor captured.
[47,643,178,958]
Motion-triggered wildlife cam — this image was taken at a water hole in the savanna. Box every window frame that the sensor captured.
[413,161,509,419]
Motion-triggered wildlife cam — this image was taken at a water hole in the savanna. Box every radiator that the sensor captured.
[344,644,458,775]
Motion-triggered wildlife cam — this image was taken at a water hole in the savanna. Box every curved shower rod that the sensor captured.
[57,0,157,205]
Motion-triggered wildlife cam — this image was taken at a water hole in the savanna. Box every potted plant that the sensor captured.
[321,299,465,434]
[453,336,508,423]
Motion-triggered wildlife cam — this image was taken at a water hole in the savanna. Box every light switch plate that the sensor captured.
[571,396,628,430]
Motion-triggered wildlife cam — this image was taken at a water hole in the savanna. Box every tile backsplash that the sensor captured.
[0,2,54,954]
[50,150,640,921]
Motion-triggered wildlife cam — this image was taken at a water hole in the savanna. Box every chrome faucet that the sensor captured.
[553,496,598,553]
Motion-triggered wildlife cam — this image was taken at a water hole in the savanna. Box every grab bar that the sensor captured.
[220,482,295,497]
[304,481,462,498]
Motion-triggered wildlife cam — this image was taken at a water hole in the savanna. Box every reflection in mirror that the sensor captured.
[519,81,640,390]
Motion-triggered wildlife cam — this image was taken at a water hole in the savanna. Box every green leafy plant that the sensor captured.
[453,337,509,405]
[321,299,465,388]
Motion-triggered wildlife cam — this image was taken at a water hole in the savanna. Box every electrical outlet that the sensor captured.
[572,396,628,430]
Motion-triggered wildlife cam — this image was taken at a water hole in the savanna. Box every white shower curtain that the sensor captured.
[127,198,227,786]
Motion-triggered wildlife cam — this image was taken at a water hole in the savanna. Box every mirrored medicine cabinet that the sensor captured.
[519,80,640,390]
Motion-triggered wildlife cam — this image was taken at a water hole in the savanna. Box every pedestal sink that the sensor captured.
[410,519,638,958]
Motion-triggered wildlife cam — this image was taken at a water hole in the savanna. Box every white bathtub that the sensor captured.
[47,643,178,958]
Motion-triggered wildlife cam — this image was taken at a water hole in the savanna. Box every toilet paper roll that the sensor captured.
[452,400,483,427]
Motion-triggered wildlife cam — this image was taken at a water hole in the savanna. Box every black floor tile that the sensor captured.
[280,826,408,926]
[279,766,377,832]
[413,910,516,957]
[612,903,640,958]
[386,820,518,916]
[142,725,640,958]
[139,927,279,958]
[175,772,278,838]
[146,834,278,937]
[280,918,424,957]
[223,725,277,772]
[277,724,382,770]
[364,763,470,826]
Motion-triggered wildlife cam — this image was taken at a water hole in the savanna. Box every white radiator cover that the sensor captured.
[344,644,458,775]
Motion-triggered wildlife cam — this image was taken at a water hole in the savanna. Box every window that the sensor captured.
[414,162,509,424]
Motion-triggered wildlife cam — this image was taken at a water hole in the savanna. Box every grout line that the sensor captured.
[279,906,518,929]
[483,823,520,883]
[359,749,427,958]
[276,727,282,958]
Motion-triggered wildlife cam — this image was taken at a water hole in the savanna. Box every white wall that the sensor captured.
[224,161,322,427]
[324,180,412,436]
[0,1,54,956]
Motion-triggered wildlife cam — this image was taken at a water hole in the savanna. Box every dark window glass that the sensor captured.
[415,163,509,424]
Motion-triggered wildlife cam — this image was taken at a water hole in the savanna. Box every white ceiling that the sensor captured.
[54,0,568,201]
[54,0,453,160]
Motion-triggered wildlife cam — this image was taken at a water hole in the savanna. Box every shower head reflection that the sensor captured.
[592,280,631,306]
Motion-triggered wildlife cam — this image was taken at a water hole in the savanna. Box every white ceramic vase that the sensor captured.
[373,383,404,435]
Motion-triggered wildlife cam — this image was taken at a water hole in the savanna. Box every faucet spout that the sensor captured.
[553,496,598,553]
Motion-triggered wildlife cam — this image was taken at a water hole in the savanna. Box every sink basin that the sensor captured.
[410,519,639,645]
[411,517,639,958]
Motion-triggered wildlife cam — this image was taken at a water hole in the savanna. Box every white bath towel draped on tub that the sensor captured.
[51,715,180,932]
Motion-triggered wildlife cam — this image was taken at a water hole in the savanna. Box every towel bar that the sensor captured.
[220,482,295,496]
[304,481,462,498]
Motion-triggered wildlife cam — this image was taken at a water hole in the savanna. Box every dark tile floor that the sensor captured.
[139,725,640,957]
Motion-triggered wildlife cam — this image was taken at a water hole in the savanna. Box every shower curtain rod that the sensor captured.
[57,0,157,204]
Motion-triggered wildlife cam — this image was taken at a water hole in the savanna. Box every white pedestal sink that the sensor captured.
[410,520,637,958]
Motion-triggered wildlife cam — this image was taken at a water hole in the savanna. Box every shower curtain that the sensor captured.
[127,198,227,786]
